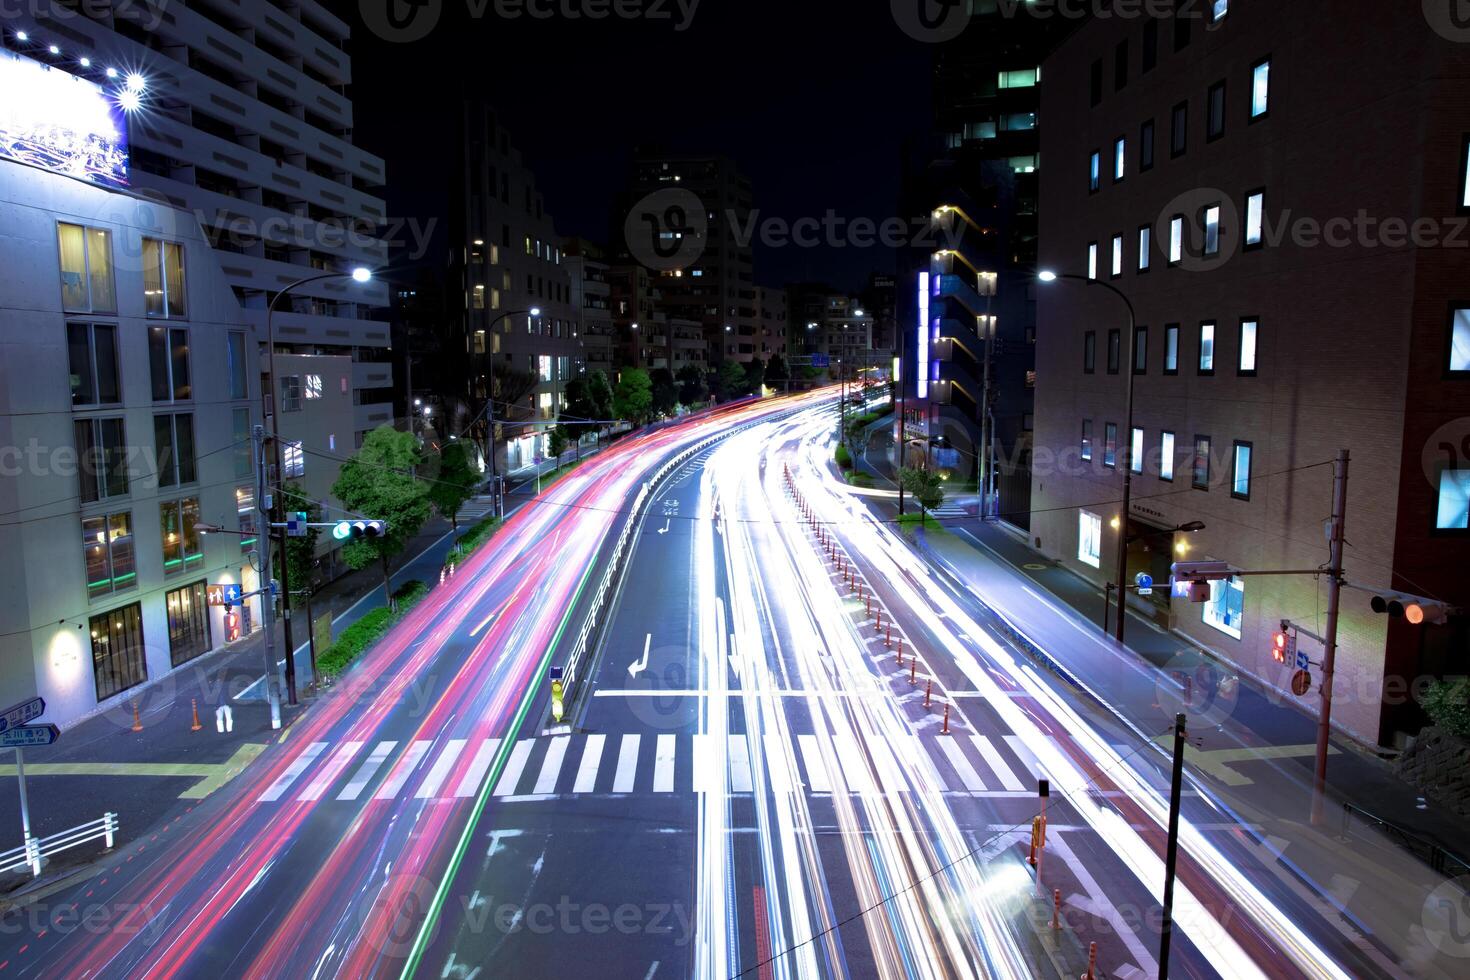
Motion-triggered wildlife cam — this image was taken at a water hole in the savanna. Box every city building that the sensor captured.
[619,152,757,362]
[1031,0,1470,746]
[8,1,392,453]
[271,352,355,571]
[564,239,614,379]
[451,101,580,472]
[860,273,899,356]
[755,285,787,362]
[0,116,263,731]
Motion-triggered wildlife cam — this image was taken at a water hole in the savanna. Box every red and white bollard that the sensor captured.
[924,678,932,708]
[1081,941,1097,979]
[941,702,951,735]
[1052,889,1061,930]
[885,624,892,648]
[909,659,917,685]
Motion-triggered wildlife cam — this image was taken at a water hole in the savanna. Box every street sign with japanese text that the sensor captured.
[0,724,59,748]
[0,698,44,735]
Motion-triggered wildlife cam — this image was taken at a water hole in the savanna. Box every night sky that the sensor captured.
[347,0,935,292]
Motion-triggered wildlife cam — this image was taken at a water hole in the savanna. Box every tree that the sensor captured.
[766,353,789,384]
[743,357,766,394]
[715,359,746,401]
[424,440,478,533]
[331,426,433,604]
[613,368,653,424]
[899,465,945,521]
[548,425,569,461]
[650,367,678,418]
[274,481,320,608]
[676,364,707,406]
[586,370,614,420]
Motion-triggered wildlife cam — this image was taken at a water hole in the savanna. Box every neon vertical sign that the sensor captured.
[916,270,930,399]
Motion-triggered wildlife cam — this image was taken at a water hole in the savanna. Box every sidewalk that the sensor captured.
[0,498,495,898]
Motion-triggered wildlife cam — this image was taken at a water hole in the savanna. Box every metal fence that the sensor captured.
[0,812,117,877]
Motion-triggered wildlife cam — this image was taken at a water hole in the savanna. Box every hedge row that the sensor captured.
[835,444,853,470]
[316,579,428,680]
[447,514,499,567]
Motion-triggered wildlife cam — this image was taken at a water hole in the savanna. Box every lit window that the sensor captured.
[89,602,147,700]
[1245,191,1264,247]
[236,487,257,554]
[1138,225,1151,271]
[1088,242,1098,279]
[1111,235,1123,277]
[1211,0,1228,20]
[283,440,304,478]
[1078,511,1103,568]
[1251,60,1271,118]
[1450,308,1470,373]
[538,355,553,382]
[1203,205,1221,255]
[1081,420,1093,461]
[1438,470,1470,529]
[305,374,323,399]
[1131,427,1144,474]
[1239,318,1259,374]
[1160,431,1176,481]
[1193,435,1212,489]
[1232,442,1253,499]
[281,375,302,412]
[1114,137,1126,181]
[57,223,115,314]
[1204,575,1244,639]
[82,512,135,600]
[1199,321,1216,373]
[1164,324,1180,374]
[998,68,1039,89]
[1089,151,1100,192]
[1169,216,1184,264]
[159,497,202,576]
[1104,422,1118,468]
[142,238,187,318]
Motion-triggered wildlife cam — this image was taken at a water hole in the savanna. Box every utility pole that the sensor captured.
[1311,449,1350,826]
[1158,712,1187,979]
[979,281,995,517]
[253,424,283,730]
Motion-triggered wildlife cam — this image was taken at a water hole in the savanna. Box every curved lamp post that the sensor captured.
[1038,269,1137,644]
[264,266,375,701]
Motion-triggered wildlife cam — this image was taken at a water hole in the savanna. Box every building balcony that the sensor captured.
[933,274,988,317]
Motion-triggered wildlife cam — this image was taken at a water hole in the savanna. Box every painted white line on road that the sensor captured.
[653,734,676,792]
[831,730,875,794]
[797,735,831,793]
[492,739,535,797]
[299,741,362,801]
[573,734,606,793]
[376,740,431,800]
[338,740,397,801]
[628,633,652,678]
[453,738,503,798]
[972,735,1026,792]
[416,738,467,799]
[613,734,641,793]
[937,735,987,792]
[533,736,570,795]
[257,741,326,802]
[1003,734,1050,785]
[692,735,722,794]
[764,733,798,795]
[727,735,752,793]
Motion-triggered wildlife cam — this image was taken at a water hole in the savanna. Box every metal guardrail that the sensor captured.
[0,812,117,877]
[1342,801,1470,878]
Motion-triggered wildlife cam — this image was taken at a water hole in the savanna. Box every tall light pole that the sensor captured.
[264,266,374,702]
[1039,270,1138,644]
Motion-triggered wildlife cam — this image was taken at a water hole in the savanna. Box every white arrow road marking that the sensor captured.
[628,633,652,677]
[657,518,670,535]
[215,704,233,733]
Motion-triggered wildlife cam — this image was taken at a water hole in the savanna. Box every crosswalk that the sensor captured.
[255,729,1060,806]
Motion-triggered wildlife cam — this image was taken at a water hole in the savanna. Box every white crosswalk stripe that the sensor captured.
[251,730,1046,803]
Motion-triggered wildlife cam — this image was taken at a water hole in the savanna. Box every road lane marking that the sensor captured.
[1003,734,1050,785]
[628,633,652,678]
[796,735,831,792]
[453,739,503,798]
[831,731,875,794]
[763,733,797,795]
[937,736,987,792]
[416,739,468,799]
[973,735,1026,792]
[692,735,722,794]
[338,741,398,800]
[376,740,431,800]
[613,734,640,793]
[653,734,676,792]
[727,735,752,793]
[900,734,948,793]
[257,742,326,802]
[533,737,570,795]
[492,740,535,796]
[299,741,362,801]
[573,734,606,793]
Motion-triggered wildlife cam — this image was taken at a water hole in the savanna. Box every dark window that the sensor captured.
[1174,1,1192,50]
[154,413,197,487]
[166,580,212,666]
[1164,324,1180,374]
[1171,101,1188,157]
[1140,119,1155,171]
[1114,40,1129,90]
[89,602,147,700]
[82,511,134,600]
[75,417,129,503]
[1207,81,1227,141]
[68,322,120,406]
[1143,18,1159,72]
[1193,435,1212,489]
[227,331,249,400]
[1090,59,1103,107]
[1107,329,1121,374]
[1134,326,1148,374]
[148,326,191,401]
[1083,331,1096,373]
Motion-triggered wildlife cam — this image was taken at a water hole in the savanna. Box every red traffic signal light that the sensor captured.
[1271,631,1288,663]
[1370,594,1449,625]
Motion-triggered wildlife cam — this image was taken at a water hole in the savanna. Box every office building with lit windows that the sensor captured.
[1030,1,1469,746]
[0,144,263,731]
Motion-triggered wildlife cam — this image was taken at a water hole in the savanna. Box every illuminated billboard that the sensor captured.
[0,50,128,189]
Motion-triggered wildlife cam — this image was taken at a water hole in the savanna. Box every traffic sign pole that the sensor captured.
[14,748,36,875]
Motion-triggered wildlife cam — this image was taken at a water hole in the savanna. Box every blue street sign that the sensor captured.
[207,584,243,608]
[1296,649,1310,671]
[811,353,830,368]
[0,724,59,748]
[0,698,45,735]
[1135,572,1154,596]
[549,665,564,681]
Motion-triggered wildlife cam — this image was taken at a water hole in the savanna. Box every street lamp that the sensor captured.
[264,265,375,701]
[1038,268,1138,644]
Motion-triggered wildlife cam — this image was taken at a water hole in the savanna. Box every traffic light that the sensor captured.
[1271,628,1296,664]
[331,520,386,541]
[1370,593,1448,625]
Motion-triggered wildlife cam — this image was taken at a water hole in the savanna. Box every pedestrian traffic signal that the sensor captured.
[1370,593,1449,625]
[331,520,386,541]
[1271,629,1295,664]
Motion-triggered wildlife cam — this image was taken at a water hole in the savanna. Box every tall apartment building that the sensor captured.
[619,153,757,363]
[9,1,393,450]
[1,130,264,729]
[563,239,614,379]
[1032,1,1469,746]
[451,101,580,472]
[755,286,787,362]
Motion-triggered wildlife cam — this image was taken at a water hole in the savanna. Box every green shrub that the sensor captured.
[317,579,428,680]
[848,472,874,487]
[1422,678,1470,738]
[447,515,498,567]
[835,444,853,470]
